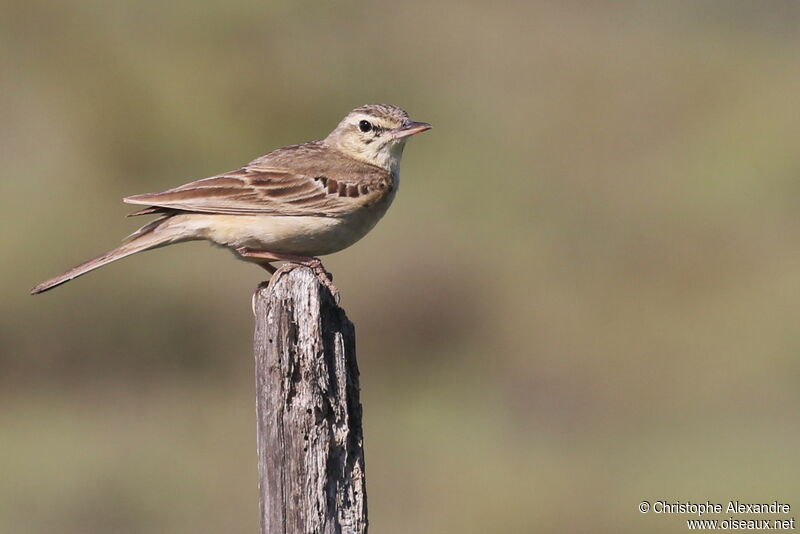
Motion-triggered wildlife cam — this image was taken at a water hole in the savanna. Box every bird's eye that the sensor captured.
[358,120,373,133]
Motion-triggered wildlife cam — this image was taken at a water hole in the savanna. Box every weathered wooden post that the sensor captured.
[253,266,367,534]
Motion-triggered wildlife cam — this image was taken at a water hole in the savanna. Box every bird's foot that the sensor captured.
[271,259,338,302]
[236,248,339,302]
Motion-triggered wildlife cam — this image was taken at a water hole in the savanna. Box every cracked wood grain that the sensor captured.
[253,267,367,534]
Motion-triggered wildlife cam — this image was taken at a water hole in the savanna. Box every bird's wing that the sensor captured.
[124,143,393,217]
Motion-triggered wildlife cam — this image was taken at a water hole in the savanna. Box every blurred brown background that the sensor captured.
[2,1,800,533]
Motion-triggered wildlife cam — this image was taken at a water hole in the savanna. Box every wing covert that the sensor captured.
[124,161,391,217]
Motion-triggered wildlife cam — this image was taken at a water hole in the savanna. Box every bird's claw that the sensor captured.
[309,261,340,303]
[268,259,339,303]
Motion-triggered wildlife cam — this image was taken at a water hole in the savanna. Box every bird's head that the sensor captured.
[325,104,431,172]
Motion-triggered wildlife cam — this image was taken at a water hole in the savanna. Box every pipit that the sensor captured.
[31,104,431,296]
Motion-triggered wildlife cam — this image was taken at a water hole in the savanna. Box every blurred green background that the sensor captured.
[3,1,800,532]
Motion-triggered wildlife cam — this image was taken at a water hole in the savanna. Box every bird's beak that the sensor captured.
[392,120,432,139]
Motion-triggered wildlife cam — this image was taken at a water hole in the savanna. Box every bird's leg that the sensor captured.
[257,262,277,274]
[236,247,338,299]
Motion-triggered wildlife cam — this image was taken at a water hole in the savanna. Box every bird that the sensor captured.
[31,104,431,295]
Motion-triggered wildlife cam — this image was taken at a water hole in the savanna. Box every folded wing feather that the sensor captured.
[124,143,392,218]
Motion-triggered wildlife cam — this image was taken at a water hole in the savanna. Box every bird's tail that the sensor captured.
[31,216,184,295]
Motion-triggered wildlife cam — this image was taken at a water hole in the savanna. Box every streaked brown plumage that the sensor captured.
[125,141,394,217]
[31,104,431,295]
